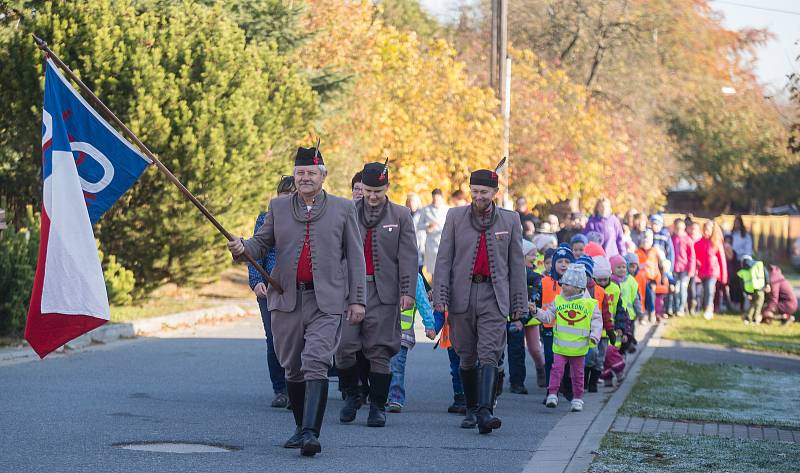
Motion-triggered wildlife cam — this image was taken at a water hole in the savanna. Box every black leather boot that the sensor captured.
[476,365,502,434]
[367,372,392,427]
[300,379,328,457]
[460,368,479,429]
[283,381,305,448]
[448,393,466,414]
[337,365,362,423]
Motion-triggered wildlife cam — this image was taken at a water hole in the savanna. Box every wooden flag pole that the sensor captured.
[32,34,283,294]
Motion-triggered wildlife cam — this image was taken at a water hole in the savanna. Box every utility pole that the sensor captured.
[490,0,498,90]
[494,0,511,209]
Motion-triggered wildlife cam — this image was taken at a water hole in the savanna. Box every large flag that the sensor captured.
[25,58,150,358]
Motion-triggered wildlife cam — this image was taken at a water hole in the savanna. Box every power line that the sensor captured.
[710,0,800,17]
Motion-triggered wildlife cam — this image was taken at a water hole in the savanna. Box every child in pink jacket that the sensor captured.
[694,221,727,320]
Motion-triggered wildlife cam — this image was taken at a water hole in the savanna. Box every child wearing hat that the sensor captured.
[737,255,769,325]
[535,264,602,412]
[539,244,576,386]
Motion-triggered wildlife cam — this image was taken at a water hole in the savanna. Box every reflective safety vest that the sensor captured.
[737,261,766,294]
[552,295,597,357]
[620,275,639,320]
[400,306,415,330]
[600,282,621,344]
[541,276,562,328]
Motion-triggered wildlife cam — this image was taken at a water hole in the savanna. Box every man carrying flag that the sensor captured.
[25,57,149,359]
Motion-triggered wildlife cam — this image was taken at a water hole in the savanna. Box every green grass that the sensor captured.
[663,313,800,356]
[620,358,800,429]
[590,432,799,473]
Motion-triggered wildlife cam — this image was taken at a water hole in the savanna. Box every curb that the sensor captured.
[522,320,665,473]
[0,302,258,364]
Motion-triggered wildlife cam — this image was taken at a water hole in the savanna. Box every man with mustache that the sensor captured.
[433,169,527,434]
[336,161,419,428]
[228,145,366,457]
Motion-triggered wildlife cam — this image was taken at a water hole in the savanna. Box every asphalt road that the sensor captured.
[0,316,567,473]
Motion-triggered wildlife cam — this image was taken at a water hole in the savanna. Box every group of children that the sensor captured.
[385,233,646,416]
[385,213,796,418]
[527,242,639,412]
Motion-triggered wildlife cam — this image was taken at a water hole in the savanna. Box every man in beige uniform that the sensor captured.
[433,169,527,434]
[337,161,418,427]
[228,146,366,457]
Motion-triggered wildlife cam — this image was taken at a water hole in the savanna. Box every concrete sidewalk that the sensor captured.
[611,415,800,443]
[0,301,258,365]
[522,322,661,473]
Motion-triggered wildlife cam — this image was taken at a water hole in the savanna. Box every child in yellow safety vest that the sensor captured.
[586,255,628,391]
[737,255,770,325]
[387,273,436,413]
[535,264,602,412]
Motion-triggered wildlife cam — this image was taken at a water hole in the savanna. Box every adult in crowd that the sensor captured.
[336,162,417,428]
[351,171,363,201]
[451,190,469,207]
[728,215,752,310]
[694,220,727,320]
[417,189,449,278]
[762,264,798,324]
[249,175,296,409]
[556,212,584,244]
[649,214,675,314]
[434,169,528,435]
[406,192,425,273]
[228,146,366,456]
[629,213,648,249]
[670,218,696,316]
[731,215,753,260]
[515,196,539,228]
[583,198,625,257]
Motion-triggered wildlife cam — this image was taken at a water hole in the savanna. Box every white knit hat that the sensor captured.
[561,263,587,289]
[592,256,612,279]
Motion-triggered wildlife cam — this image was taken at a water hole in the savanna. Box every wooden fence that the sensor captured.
[663,214,800,262]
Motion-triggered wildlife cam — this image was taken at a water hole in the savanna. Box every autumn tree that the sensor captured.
[0,0,317,292]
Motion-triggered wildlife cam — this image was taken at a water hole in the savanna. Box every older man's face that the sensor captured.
[363,183,388,207]
[294,165,325,196]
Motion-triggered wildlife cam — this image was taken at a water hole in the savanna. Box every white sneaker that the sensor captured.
[703,310,714,320]
[570,399,584,412]
[545,394,558,408]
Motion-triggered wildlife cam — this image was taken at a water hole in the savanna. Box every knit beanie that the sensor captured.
[550,244,575,278]
[561,263,587,289]
[570,234,588,245]
[575,255,595,279]
[624,253,639,265]
[609,254,626,269]
[587,231,605,245]
[592,256,612,279]
[584,241,606,257]
[522,239,536,256]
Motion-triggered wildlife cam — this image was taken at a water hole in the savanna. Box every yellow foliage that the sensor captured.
[300,1,502,200]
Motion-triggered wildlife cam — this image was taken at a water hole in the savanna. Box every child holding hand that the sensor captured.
[535,264,602,412]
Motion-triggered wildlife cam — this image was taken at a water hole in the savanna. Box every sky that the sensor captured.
[420,0,800,99]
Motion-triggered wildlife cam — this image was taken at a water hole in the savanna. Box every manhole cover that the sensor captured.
[113,442,237,453]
